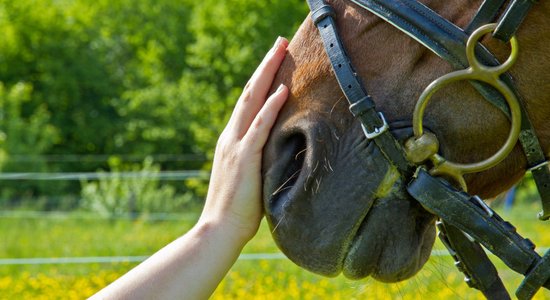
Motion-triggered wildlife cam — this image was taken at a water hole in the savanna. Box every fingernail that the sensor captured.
[271,36,283,53]
[276,84,285,93]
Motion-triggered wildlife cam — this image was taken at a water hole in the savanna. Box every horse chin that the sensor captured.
[266,179,436,282]
[343,188,437,282]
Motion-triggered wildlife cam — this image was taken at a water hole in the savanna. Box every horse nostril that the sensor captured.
[289,133,307,167]
[269,133,307,206]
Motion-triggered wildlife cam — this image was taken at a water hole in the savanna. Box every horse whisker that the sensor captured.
[312,161,319,174]
[330,96,345,115]
[272,214,285,234]
[333,130,340,140]
[304,173,312,192]
[272,169,302,196]
[303,161,320,192]
[315,178,321,194]
[272,185,294,197]
[327,159,334,172]
[295,148,307,161]
[323,157,331,172]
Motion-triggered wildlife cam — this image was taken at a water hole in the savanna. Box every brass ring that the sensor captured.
[410,23,522,191]
[466,24,519,76]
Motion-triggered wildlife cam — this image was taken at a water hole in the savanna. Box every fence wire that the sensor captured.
[5,249,549,266]
[8,154,207,163]
[0,251,445,266]
[0,170,210,181]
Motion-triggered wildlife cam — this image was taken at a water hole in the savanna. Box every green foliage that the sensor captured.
[0,0,121,155]
[515,173,540,204]
[0,83,56,166]
[80,158,192,218]
[0,0,307,208]
[0,82,60,202]
[184,0,308,152]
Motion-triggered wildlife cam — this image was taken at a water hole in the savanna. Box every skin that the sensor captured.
[263,0,550,282]
[91,37,289,300]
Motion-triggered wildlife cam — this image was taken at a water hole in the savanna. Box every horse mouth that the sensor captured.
[263,120,436,282]
[265,132,381,277]
[341,198,379,277]
[344,188,437,281]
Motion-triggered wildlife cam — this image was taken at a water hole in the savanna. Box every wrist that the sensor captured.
[194,216,255,250]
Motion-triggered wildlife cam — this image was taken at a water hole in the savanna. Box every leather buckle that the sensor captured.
[361,112,389,139]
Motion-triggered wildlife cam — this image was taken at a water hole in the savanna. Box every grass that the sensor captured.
[0,201,549,299]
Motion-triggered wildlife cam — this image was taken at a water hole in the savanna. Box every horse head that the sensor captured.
[262,0,550,282]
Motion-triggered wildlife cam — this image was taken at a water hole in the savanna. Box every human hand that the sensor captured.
[199,37,289,243]
[91,37,289,300]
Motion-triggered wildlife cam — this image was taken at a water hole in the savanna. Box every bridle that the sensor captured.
[305,0,550,299]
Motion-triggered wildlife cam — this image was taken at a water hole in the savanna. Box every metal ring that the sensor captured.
[411,23,522,191]
[466,23,519,75]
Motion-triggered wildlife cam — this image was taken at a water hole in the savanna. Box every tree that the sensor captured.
[0,0,308,209]
[0,82,60,204]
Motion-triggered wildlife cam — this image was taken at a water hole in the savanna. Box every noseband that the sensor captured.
[306,0,549,298]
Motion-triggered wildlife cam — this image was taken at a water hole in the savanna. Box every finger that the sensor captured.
[229,37,289,138]
[242,84,289,151]
[245,37,289,104]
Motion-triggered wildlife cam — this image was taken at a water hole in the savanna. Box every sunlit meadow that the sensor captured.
[1,201,549,299]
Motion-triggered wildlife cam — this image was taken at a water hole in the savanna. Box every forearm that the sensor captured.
[91,36,289,300]
[91,220,246,300]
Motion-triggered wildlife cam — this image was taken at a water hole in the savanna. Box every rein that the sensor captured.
[305,0,550,298]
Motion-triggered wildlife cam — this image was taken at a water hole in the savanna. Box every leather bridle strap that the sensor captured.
[350,0,550,220]
[408,169,550,299]
[523,135,550,221]
[468,0,550,220]
[349,0,513,118]
[494,0,539,41]
[466,0,508,35]
[467,0,538,42]
[466,0,550,221]
[437,221,510,300]
[307,0,413,176]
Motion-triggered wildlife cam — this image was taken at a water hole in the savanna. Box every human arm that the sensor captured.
[90,36,289,300]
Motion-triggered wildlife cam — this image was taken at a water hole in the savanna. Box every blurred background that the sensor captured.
[0,0,307,213]
[0,0,547,298]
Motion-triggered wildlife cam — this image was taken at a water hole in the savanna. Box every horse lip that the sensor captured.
[340,187,437,280]
[340,197,378,276]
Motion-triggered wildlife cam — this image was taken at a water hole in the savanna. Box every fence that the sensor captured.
[1,155,547,269]
[0,170,209,181]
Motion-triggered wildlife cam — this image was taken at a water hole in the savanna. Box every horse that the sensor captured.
[261,0,550,297]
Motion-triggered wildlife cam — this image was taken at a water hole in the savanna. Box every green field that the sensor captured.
[1,201,549,299]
